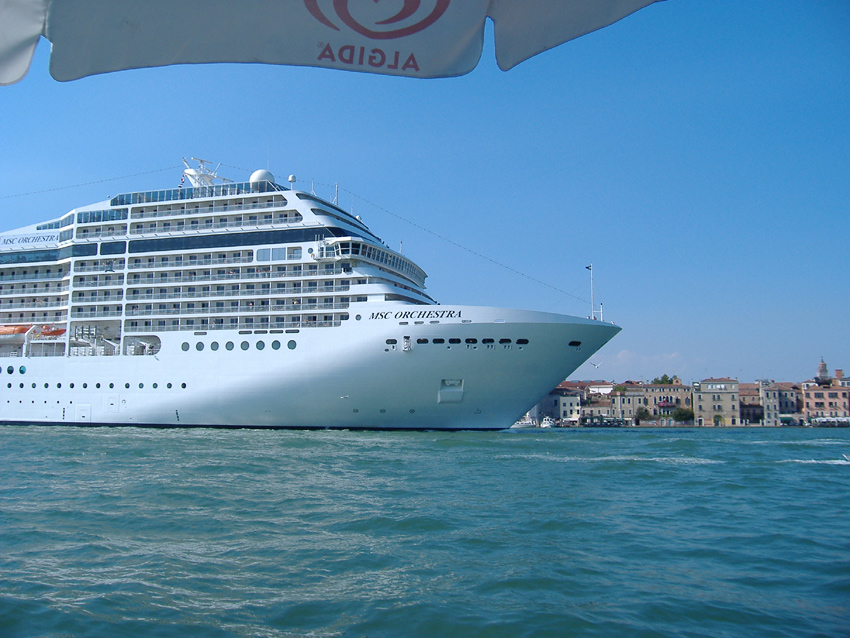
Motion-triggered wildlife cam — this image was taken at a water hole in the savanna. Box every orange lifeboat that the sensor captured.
[37,325,66,337]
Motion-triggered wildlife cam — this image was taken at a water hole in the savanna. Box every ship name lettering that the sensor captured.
[368,309,462,320]
[318,43,420,72]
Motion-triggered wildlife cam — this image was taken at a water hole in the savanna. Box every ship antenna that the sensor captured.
[586,263,595,319]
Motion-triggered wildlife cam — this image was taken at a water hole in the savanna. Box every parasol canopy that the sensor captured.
[0,0,662,85]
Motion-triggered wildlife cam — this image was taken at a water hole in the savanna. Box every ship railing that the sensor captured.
[124,268,347,282]
[0,272,69,283]
[128,256,253,270]
[123,320,341,333]
[70,309,123,318]
[130,199,287,220]
[125,286,349,301]
[0,300,68,309]
[125,302,350,317]
[0,284,70,296]
[128,215,304,235]
[73,280,124,288]
[74,263,126,273]
[72,295,124,303]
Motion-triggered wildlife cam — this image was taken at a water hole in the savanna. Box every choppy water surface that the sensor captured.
[1,426,848,637]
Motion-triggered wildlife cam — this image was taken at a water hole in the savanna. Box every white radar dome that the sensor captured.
[249,169,275,184]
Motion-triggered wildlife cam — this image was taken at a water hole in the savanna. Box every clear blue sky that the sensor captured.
[1,1,848,384]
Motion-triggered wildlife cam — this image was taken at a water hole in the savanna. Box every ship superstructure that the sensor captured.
[0,160,619,429]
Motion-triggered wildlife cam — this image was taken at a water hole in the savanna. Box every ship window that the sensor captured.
[432,338,445,344]
[18,366,25,374]
[465,338,477,344]
[182,383,187,389]
[139,383,144,389]
[256,341,265,350]
[417,338,428,344]
[449,339,461,344]
[125,383,130,388]
[482,339,494,344]
[167,383,173,389]
[153,383,158,389]
[499,339,511,344]
[569,341,582,347]
[272,340,281,350]
[241,341,249,350]
[181,342,189,351]
[196,342,204,351]
[517,339,529,345]
[109,383,114,389]
[6,367,12,375]
[386,339,397,345]
[287,340,297,350]
[211,342,219,351]
[226,342,234,351]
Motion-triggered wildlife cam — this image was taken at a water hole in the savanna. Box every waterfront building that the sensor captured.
[693,378,739,426]
[802,360,849,423]
[740,380,781,426]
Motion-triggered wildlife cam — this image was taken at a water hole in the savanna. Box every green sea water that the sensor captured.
[1,426,848,637]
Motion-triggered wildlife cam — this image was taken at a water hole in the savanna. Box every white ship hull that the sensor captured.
[1,303,618,429]
[0,161,620,430]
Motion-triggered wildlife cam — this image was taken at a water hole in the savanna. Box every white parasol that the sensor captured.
[0,0,663,85]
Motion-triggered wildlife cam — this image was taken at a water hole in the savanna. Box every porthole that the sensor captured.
[241,341,249,351]
[272,340,281,350]
[433,338,445,344]
[167,383,173,389]
[517,339,529,345]
[96,383,101,389]
[449,338,461,344]
[353,408,359,413]
[181,342,190,351]
[139,383,144,389]
[482,338,494,344]
[256,341,265,350]
[69,383,75,389]
[57,383,62,389]
[287,340,297,350]
[417,338,428,344]
[109,383,114,389]
[409,409,415,414]
[6,366,12,375]
[181,383,187,389]
[386,339,397,345]
[499,339,511,344]
[211,342,219,351]
[380,409,386,414]
[19,366,25,374]
[6,383,10,389]
[153,383,158,389]
[356,314,362,321]
[83,383,87,389]
[226,341,234,351]
[19,383,23,388]
[466,338,477,344]
[194,342,203,351]
[125,383,130,389]
[44,383,48,389]
[31,383,36,388]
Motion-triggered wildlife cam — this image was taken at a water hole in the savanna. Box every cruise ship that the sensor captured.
[0,160,620,429]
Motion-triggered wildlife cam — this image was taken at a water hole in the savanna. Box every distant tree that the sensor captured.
[652,374,680,385]
[671,408,694,423]
[635,407,652,423]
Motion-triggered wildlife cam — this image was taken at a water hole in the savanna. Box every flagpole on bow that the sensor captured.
[586,263,594,320]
